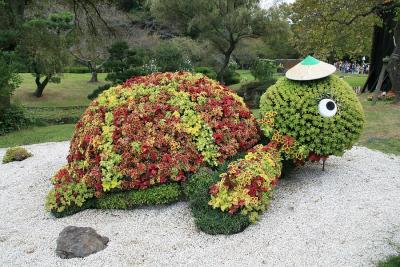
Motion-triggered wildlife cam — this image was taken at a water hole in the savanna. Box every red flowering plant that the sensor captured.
[46,72,259,214]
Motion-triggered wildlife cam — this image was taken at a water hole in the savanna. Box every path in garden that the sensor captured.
[0,142,399,266]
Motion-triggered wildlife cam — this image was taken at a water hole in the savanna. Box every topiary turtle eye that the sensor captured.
[318,98,337,118]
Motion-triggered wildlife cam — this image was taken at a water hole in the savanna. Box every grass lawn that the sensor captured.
[357,95,400,155]
[0,124,75,148]
[233,70,367,90]
[236,69,256,82]
[338,73,368,88]
[230,70,256,90]
[13,73,107,107]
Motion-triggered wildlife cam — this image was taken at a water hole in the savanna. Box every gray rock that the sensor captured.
[56,226,109,259]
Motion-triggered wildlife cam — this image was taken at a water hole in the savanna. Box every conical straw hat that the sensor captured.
[286,56,336,81]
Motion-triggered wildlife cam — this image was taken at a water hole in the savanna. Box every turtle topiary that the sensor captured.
[46,64,364,235]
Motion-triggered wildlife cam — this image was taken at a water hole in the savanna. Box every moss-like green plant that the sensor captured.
[259,76,364,158]
[183,168,251,235]
[51,183,183,218]
[2,147,32,164]
[95,183,182,209]
[378,255,400,267]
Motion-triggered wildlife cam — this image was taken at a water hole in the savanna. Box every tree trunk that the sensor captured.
[387,23,400,103]
[90,70,98,83]
[363,9,396,92]
[217,43,236,84]
[88,62,98,83]
[34,75,51,97]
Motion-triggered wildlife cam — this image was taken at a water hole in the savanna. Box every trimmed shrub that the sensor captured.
[51,199,96,218]
[184,168,251,235]
[95,183,182,209]
[223,69,241,85]
[0,104,32,135]
[105,66,148,86]
[46,72,260,215]
[194,67,217,80]
[201,75,365,230]
[259,76,365,159]
[237,79,276,108]
[250,59,276,82]
[103,42,151,85]
[2,146,32,163]
[154,41,193,72]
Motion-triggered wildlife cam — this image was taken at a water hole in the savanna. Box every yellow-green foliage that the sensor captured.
[259,76,364,157]
[2,147,32,164]
[45,166,94,213]
[209,144,282,222]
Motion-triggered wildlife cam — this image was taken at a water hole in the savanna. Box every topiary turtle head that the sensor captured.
[259,75,364,161]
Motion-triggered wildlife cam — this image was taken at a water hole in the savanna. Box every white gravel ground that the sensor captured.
[0,141,400,267]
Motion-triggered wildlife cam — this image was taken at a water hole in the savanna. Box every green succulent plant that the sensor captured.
[259,75,364,158]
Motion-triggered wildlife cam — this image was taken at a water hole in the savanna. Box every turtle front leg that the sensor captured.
[186,144,283,235]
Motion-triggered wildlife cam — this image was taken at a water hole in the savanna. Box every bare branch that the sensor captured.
[85,0,116,36]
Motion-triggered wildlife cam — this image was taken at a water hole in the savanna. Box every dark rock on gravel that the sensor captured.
[56,226,109,259]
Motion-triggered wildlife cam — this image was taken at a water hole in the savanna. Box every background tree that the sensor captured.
[150,0,267,83]
[153,40,194,72]
[233,39,270,68]
[116,0,147,11]
[262,3,299,59]
[232,4,299,68]
[386,1,400,103]
[0,53,21,109]
[70,32,110,83]
[290,0,374,62]
[0,0,24,109]
[289,0,400,102]
[103,41,150,84]
[17,12,74,97]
